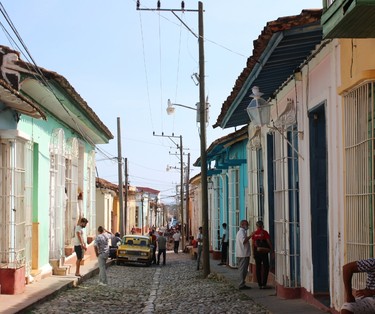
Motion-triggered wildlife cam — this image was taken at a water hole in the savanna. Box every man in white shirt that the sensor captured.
[172,230,181,254]
[235,220,252,290]
[73,217,88,277]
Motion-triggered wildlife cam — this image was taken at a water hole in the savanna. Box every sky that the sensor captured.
[0,0,322,203]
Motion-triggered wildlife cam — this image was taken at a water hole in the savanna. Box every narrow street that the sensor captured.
[27,252,269,314]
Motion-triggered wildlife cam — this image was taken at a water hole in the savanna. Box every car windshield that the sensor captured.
[122,237,149,246]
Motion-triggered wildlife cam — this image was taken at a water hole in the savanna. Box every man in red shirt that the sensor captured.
[251,220,273,289]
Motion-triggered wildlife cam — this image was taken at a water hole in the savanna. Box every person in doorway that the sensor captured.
[157,231,167,265]
[73,217,88,278]
[173,229,181,253]
[341,258,375,313]
[218,223,228,266]
[196,226,203,270]
[251,220,272,289]
[235,220,252,290]
[94,226,112,286]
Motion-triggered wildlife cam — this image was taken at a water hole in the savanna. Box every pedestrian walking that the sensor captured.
[196,226,203,270]
[157,231,167,265]
[150,229,157,264]
[173,229,181,253]
[251,220,272,289]
[341,257,375,313]
[235,220,252,290]
[218,223,228,266]
[73,217,88,278]
[94,226,112,286]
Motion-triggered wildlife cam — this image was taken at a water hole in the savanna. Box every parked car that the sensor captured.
[116,235,153,266]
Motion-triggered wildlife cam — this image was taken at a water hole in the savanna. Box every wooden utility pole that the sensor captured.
[124,157,128,235]
[185,153,190,239]
[179,135,185,250]
[153,132,185,250]
[198,1,210,278]
[117,117,124,236]
[138,1,209,276]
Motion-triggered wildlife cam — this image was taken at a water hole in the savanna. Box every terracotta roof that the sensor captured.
[136,186,160,195]
[96,177,118,192]
[214,9,322,129]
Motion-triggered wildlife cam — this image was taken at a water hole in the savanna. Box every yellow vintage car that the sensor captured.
[116,235,153,266]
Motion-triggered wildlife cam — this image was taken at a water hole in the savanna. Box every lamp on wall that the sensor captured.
[246,86,304,160]
[246,86,272,127]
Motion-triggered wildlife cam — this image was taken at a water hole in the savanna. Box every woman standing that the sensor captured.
[251,220,273,289]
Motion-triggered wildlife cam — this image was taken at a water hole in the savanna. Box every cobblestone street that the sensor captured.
[27,252,269,314]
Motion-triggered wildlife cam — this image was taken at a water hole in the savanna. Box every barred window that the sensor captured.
[274,125,300,288]
[0,134,32,271]
[228,167,240,267]
[344,81,375,289]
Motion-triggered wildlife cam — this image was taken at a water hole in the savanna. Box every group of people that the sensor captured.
[149,229,167,265]
[234,219,273,290]
[74,217,375,313]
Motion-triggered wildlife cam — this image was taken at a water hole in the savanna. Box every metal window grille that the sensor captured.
[86,151,96,236]
[49,129,65,260]
[274,124,300,288]
[211,176,221,252]
[0,137,32,270]
[344,81,375,289]
[228,167,240,267]
[247,145,264,227]
[65,138,78,245]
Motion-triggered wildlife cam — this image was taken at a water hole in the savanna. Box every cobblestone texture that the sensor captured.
[28,253,269,314]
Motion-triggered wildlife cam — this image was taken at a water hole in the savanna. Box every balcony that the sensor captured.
[322,0,375,38]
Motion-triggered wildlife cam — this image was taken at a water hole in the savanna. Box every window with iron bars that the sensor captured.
[0,136,32,270]
[228,167,240,267]
[274,125,300,288]
[248,146,264,228]
[344,81,375,289]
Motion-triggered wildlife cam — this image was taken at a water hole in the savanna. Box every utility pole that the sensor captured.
[197,1,210,278]
[124,157,128,235]
[138,1,209,276]
[179,135,185,250]
[117,117,124,236]
[153,132,185,250]
[185,153,190,240]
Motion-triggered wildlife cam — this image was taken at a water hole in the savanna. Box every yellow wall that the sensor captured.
[339,38,375,94]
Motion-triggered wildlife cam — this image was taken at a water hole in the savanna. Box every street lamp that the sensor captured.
[246,86,304,159]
